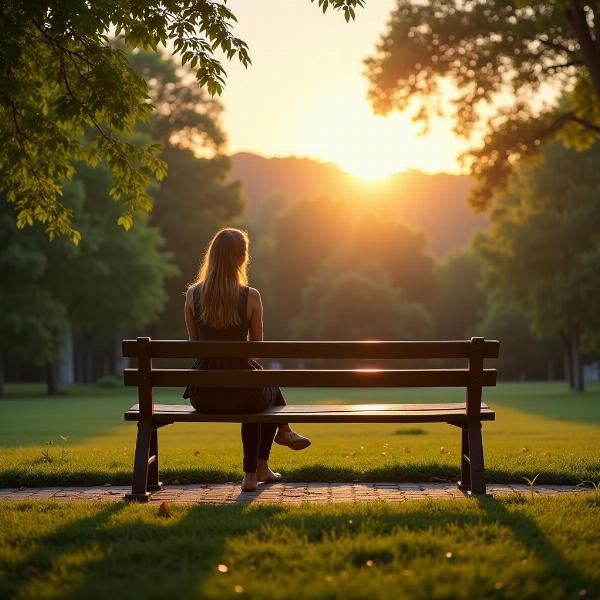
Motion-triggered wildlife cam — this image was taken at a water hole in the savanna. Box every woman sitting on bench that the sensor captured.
[183,227,311,492]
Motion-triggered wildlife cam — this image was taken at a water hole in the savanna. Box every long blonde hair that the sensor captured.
[190,228,249,329]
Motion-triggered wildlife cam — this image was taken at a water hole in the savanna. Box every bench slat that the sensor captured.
[123,368,497,388]
[124,403,495,424]
[127,402,491,413]
[122,339,500,359]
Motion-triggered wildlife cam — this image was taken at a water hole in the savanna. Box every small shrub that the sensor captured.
[522,473,541,498]
[96,375,122,388]
[393,428,427,436]
[36,434,70,465]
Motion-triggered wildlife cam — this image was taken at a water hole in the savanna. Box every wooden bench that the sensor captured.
[122,336,499,501]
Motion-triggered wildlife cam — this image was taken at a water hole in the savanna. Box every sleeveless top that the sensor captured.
[191,283,250,342]
[182,284,262,406]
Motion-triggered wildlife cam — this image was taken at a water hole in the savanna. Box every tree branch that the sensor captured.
[539,111,600,139]
[541,59,584,73]
[565,1,600,99]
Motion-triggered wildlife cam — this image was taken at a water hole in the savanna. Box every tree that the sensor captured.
[478,295,562,381]
[269,197,435,337]
[365,0,600,210]
[292,267,432,341]
[129,49,244,338]
[0,157,176,392]
[432,249,485,339]
[0,0,364,240]
[474,140,600,391]
[0,203,69,396]
[43,160,177,383]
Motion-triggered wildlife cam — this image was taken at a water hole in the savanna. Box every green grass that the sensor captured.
[0,494,598,600]
[0,382,599,487]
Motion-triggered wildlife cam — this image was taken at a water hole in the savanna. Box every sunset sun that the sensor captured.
[337,156,398,182]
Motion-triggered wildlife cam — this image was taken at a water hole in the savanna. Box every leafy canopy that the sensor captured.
[365,0,600,210]
[475,140,600,344]
[0,0,365,242]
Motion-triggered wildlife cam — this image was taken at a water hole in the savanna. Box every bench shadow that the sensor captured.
[3,496,596,599]
[474,495,594,595]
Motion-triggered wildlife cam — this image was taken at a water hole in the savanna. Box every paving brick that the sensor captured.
[0,483,591,505]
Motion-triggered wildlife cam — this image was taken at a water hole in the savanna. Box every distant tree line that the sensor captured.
[1,51,599,395]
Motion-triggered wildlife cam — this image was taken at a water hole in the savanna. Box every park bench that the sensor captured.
[122,336,499,501]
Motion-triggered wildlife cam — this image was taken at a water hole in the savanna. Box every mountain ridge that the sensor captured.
[229,152,487,256]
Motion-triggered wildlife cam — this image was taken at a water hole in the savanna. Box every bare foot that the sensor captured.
[241,472,257,492]
[257,464,283,483]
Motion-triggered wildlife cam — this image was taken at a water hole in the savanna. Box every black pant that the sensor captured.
[242,387,286,472]
[189,385,287,473]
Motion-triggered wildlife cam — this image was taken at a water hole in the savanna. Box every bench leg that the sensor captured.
[457,427,471,491]
[124,420,153,502]
[147,426,163,492]
[467,424,486,495]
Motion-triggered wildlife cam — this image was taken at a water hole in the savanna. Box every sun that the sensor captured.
[337,158,398,183]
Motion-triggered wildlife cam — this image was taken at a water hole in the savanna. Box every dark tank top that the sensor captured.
[183,284,263,409]
[192,283,250,342]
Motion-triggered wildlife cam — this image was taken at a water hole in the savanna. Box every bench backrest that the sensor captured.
[122,338,499,421]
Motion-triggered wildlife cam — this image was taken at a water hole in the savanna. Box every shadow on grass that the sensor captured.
[2,462,598,488]
[488,382,600,426]
[1,496,597,600]
[476,496,596,597]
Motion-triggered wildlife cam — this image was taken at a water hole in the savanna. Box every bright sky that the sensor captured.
[218,0,469,179]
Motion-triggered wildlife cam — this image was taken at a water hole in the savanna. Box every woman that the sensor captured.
[183,228,311,492]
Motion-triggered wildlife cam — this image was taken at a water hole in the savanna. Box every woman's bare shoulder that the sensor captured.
[248,286,261,299]
[247,287,262,313]
[185,285,196,302]
[186,284,202,309]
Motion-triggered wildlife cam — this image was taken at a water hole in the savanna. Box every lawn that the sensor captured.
[0,382,599,487]
[0,494,598,600]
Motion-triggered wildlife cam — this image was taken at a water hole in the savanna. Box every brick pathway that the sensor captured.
[0,483,591,504]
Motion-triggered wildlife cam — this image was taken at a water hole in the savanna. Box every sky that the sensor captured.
[217,0,469,179]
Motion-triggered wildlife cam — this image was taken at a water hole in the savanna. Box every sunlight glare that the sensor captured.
[338,160,397,182]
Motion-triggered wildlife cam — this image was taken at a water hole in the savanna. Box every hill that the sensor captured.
[229,152,487,256]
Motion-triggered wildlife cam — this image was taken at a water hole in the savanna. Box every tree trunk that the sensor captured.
[45,362,59,396]
[570,327,585,392]
[562,333,574,389]
[84,334,95,383]
[547,357,555,381]
[115,333,126,375]
[57,327,74,386]
[0,351,5,399]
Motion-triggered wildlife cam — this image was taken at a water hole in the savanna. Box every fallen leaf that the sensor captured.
[494,582,504,590]
[158,501,171,518]
[21,565,38,580]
